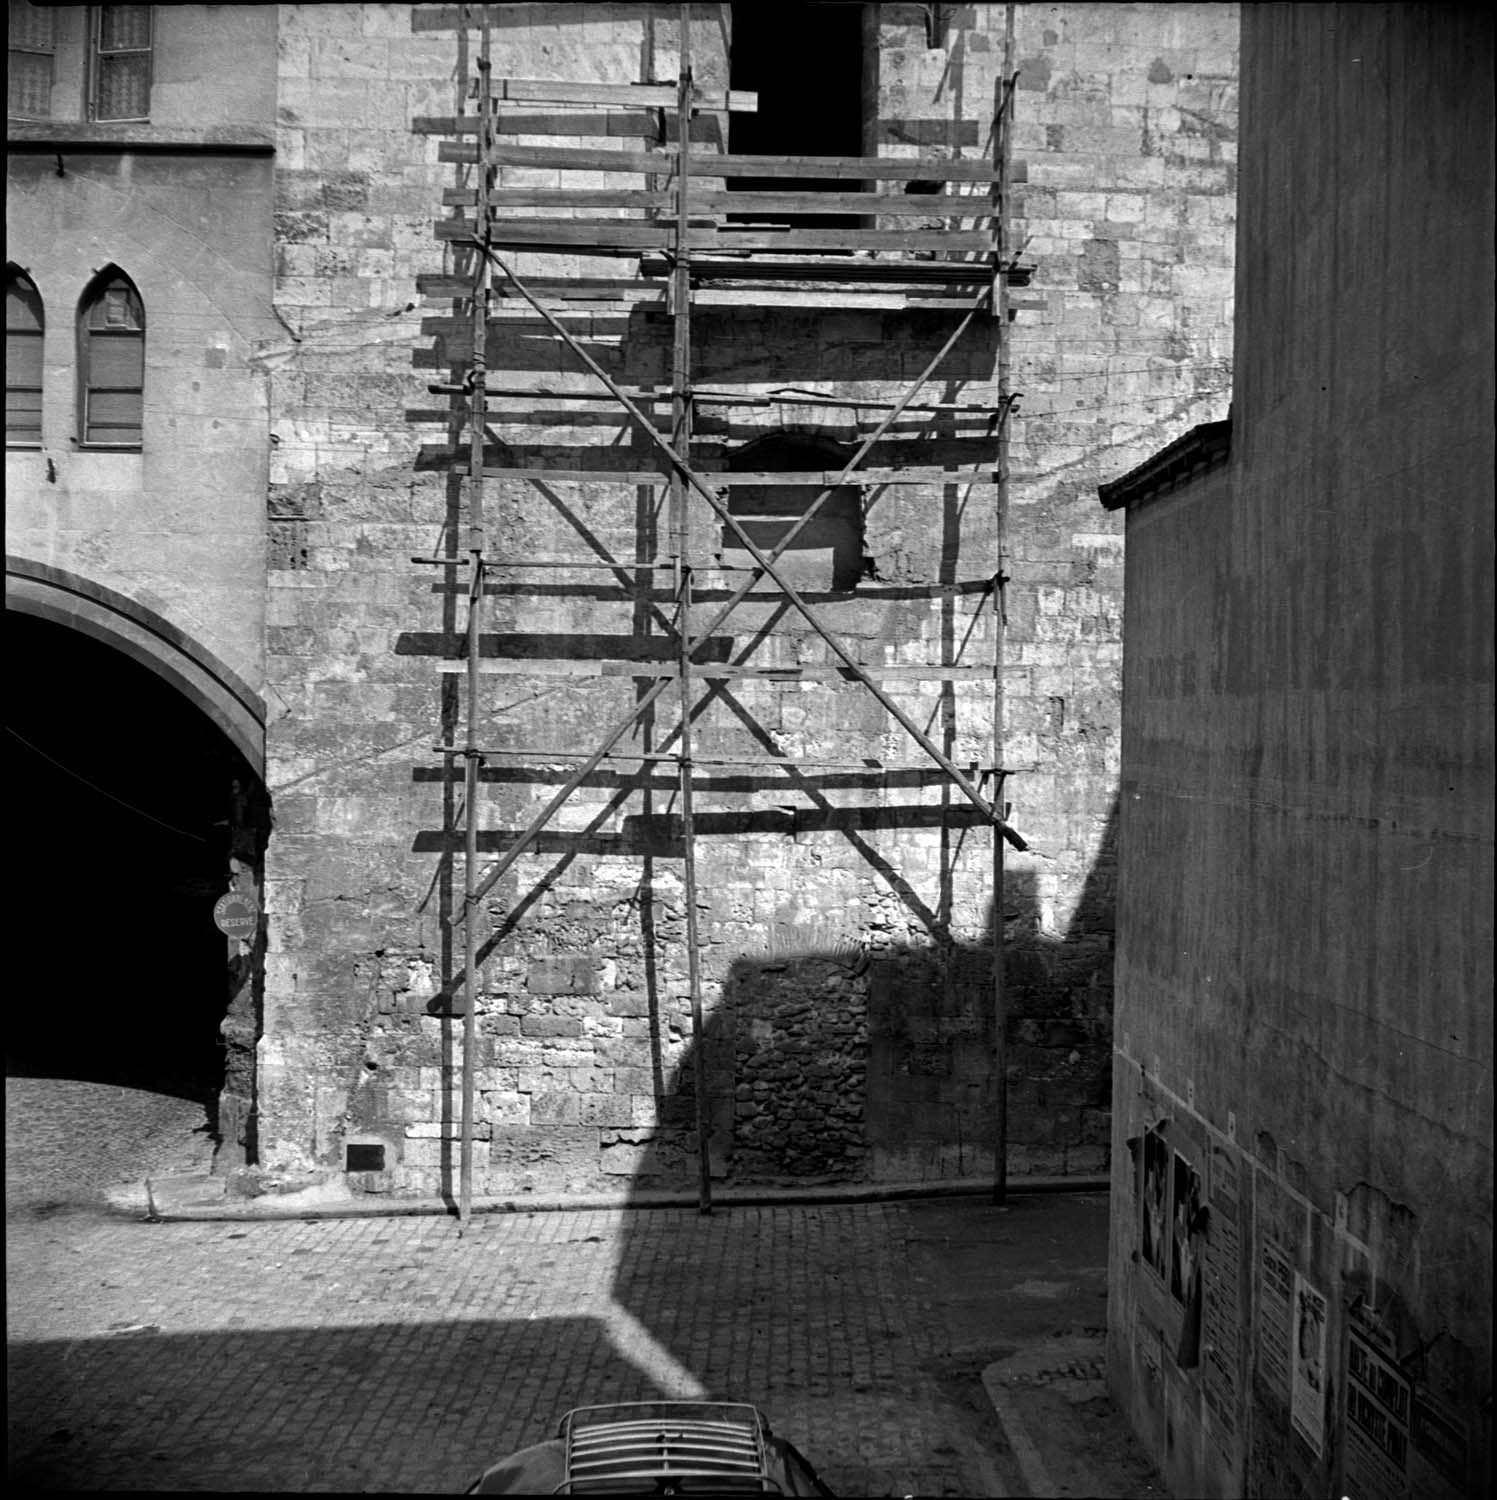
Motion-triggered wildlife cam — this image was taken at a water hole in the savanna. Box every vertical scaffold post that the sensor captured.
[670,8,712,1216]
[458,8,494,1230]
[992,44,1021,1208]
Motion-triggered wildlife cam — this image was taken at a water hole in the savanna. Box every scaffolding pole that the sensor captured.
[992,58,1021,1208]
[669,14,713,1216]
[456,11,494,1230]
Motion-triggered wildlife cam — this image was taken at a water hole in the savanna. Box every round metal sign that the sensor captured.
[213,892,259,940]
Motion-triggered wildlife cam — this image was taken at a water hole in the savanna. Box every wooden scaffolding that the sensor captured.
[410,4,1029,1222]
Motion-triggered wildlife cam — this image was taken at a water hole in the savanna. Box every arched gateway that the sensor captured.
[5,556,268,1164]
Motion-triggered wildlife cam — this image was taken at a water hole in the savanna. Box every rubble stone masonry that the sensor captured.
[257,3,1235,1197]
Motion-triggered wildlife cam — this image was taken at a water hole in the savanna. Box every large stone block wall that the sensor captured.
[998,1,1237,1170]
[257,2,1235,1198]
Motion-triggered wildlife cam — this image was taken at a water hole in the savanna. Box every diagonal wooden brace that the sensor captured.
[482,248,1027,849]
[449,254,1025,929]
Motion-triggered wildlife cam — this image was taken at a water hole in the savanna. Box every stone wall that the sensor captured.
[1000,0,1237,1173]
[257,2,1236,1198]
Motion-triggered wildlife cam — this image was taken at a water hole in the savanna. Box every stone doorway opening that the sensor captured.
[5,610,268,1163]
[727,0,867,228]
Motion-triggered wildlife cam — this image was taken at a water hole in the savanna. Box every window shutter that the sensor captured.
[86,389,144,442]
[7,2,56,119]
[5,271,44,447]
[98,5,152,50]
[88,336,145,389]
[92,5,153,122]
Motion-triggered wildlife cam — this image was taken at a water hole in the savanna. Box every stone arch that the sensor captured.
[722,429,866,591]
[5,554,264,774]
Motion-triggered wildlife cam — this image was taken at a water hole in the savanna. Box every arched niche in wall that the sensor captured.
[720,430,867,592]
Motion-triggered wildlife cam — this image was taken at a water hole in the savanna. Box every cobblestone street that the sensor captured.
[6,1079,1160,1495]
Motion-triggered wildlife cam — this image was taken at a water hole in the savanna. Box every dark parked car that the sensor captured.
[465,1400,836,1495]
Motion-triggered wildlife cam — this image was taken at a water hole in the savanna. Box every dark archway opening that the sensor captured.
[727,1,865,228]
[721,430,867,590]
[5,611,263,1125]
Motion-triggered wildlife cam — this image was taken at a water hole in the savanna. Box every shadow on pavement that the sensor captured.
[6,1316,650,1493]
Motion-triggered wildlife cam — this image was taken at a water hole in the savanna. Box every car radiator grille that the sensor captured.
[560,1403,773,1493]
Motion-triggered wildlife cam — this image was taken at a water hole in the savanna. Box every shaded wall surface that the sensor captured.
[1105,7,1494,1499]
[257,2,1234,1198]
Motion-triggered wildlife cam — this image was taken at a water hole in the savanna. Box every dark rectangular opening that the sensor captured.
[345,1143,385,1172]
[727,1,864,230]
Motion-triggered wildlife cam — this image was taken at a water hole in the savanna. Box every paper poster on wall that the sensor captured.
[1171,1152,1202,1306]
[1142,1127,1171,1284]
[1201,1142,1242,1441]
[1341,1325,1410,1500]
[1256,1238,1294,1405]
[1409,1387,1469,1498]
[1290,1272,1329,1458]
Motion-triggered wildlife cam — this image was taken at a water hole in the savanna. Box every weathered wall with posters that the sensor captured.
[1104,7,1494,1497]
[253,1,1234,1200]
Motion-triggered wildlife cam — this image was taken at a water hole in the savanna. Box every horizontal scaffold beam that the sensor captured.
[434,79,757,111]
[435,217,994,252]
[442,187,993,216]
[437,140,1001,181]
[429,462,998,486]
[416,261,1006,294]
[434,661,1005,680]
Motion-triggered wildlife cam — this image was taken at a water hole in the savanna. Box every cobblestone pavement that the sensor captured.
[7,1079,1160,1495]
[5,1078,215,1217]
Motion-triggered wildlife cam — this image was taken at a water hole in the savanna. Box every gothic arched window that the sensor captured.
[78,267,145,447]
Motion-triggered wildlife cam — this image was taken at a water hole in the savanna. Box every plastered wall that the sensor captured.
[1106,8,1493,1496]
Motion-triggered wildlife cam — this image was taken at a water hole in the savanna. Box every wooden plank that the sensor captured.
[436,217,995,252]
[437,464,998,486]
[481,79,755,111]
[692,288,977,311]
[417,272,658,298]
[438,140,999,181]
[636,253,996,286]
[443,187,994,216]
[416,111,658,140]
[443,187,673,210]
[419,283,974,313]
[435,660,1000,679]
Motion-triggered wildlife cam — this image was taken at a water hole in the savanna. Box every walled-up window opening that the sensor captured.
[90,5,153,122]
[6,267,45,448]
[721,432,866,592]
[727,2,865,230]
[8,2,56,119]
[78,268,145,447]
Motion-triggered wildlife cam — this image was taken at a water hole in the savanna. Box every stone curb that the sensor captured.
[981,1336,1111,1499]
[145,1172,1108,1222]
